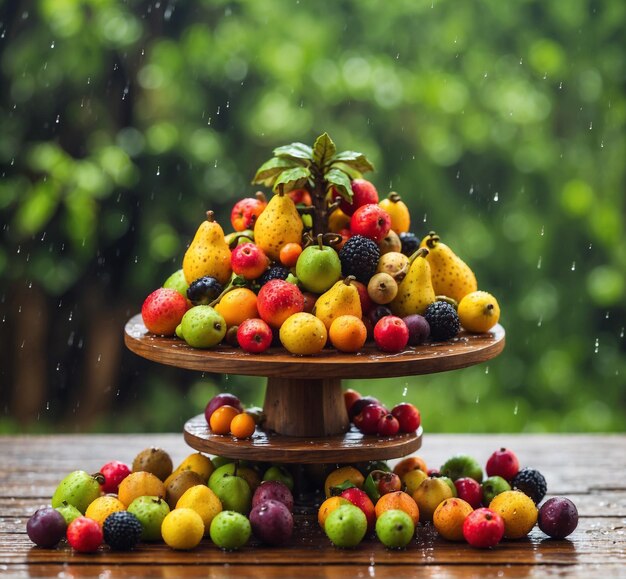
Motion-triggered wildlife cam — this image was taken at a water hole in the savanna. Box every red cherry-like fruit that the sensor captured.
[204,393,243,424]
[344,389,362,415]
[338,178,379,216]
[67,517,103,553]
[374,316,409,353]
[230,193,266,232]
[340,487,376,533]
[99,461,131,494]
[350,204,391,242]
[391,403,421,433]
[486,448,520,481]
[354,404,387,435]
[454,477,483,509]
[462,508,505,548]
[141,288,188,336]
[257,280,305,329]
[348,396,383,421]
[377,413,400,436]
[237,318,273,353]
[231,243,270,280]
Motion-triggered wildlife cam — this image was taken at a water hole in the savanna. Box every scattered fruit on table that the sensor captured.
[99,460,131,494]
[27,507,67,548]
[489,490,538,539]
[102,511,143,551]
[127,496,170,541]
[324,503,368,548]
[84,495,126,526]
[132,447,173,481]
[66,516,103,553]
[252,480,294,512]
[138,133,502,356]
[413,476,456,523]
[481,476,512,505]
[537,497,579,539]
[249,499,294,546]
[433,498,474,541]
[161,508,205,550]
[118,472,166,507]
[512,468,548,504]
[51,470,104,514]
[485,447,519,481]
[462,508,505,548]
[440,454,484,483]
[210,510,252,550]
[376,509,415,549]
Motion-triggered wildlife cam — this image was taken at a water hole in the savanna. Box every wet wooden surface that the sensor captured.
[1,433,624,578]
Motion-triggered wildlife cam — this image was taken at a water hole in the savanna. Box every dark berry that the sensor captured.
[103,511,143,551]
[423,301,460,341]
[259,265,290,287]
[187,276,223,305]
[339,235,380,284]
[512,468,547,504]
[399,232,420,257]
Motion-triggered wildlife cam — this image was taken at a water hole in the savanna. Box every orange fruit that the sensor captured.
[433,498,473,541]
[209,405,241,435]
[393,456,428,479]
[489,490,538,539]
[375,491,420,526]
[85,496,126,526]
[118,471,166,507]
[230,413,256,439]
[328,208,351,233]
[318,496,350,529]
[329,315,367,353]
[324,466,365,498]
[214,288,258,327]
[279,243,303,268]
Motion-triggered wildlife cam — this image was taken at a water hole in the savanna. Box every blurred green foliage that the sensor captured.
[0,0,624,433]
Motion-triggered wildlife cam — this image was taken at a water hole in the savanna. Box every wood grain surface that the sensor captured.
[1,433,624,578]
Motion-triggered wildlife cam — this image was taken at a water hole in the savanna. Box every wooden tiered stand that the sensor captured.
[124,315,505,468]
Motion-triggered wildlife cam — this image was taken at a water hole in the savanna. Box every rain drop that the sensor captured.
[537,256,542,269]
[589,122,593,130]
[594,338,599,354]
[605,311,610,319]
[493,192,499,202]
[402,386,408,397]
[46,401,50,410]
[156,166,160,176]
[600,140,604,149]
[540,225,545,236]
[50,41,55,48]
[475,394,480,403]
[423,213,427,223]
[469,185,474,195]
[513,402,518,415]
[571,261,576,271]
[485,366,489,374]
[226,100,230,109]
[558,81,563,89]
[537,316,543,327]
[68,311,73,321]
[97,354,102,363]
[620,327,624,339]
[56,363,61,371]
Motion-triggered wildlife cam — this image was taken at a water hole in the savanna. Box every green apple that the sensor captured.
[55,502,82,525]
[180,305,226,348]
[262,465,294,491]
[440,476,458,497]
[163,269,189,298]
[209,510,251,550]
[324,504,367,548]
[440,454,484,483]
[127,496,170,541]
[51,470,103,514]
[209,465,252,514]
[375,509,415,549]
[481,475,511,504]
[211,456,235,469]
[295,234,341,293]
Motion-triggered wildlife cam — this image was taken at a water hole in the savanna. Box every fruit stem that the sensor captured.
[408,247,429,264]
[425,231,440,249]
[388,192,402,203]
[322,232,342,246]
[206,210,215,222]
[91,472,105,485]
[255,191,267,204]
[317,233,324,250]
[343,275,356,285]
[277,184,285,197]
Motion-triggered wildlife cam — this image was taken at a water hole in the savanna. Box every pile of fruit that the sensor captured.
[140,133,501,355]
[26,445,578,553]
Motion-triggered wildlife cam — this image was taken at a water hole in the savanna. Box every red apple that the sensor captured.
[99,461,131,494]
[204,393,243,424]
[288,188,312,206]
[344,389,362,415]
[257,280,305,329]
[348,396,383,421]
[340,487,376,533]
[374,316,409,353]
[230,192,267,231]
[462,508,505,548]
[354,404,387,435]
[339,179,379,216]
[391,403,421,433]
[141,288,188,336]
[350,204,391,242]
[369,470,402,498]
[352,280,375,315]
[237,318,273,353]
[486,448,520,481]
[377,413,400,436]
[455,477,483,509]
[231,243,270,280]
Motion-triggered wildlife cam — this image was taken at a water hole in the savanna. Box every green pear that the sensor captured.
[127,496,170,541]
[389,248,435,317]
[209,464,251,514]
[296,234,342,293]
[163,269,189,298]
[51,471,103,514]
[180,305,226,348]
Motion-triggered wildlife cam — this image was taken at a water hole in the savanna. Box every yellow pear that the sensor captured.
[314,276,362,330]
[253,191,303,261]
[182,211,232,285]
[419,232,477,302]
[389,248,436,316]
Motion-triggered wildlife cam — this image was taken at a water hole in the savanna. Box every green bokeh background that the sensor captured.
[0,0,624,434]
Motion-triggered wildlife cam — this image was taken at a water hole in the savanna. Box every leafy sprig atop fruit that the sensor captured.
[252,132,375,235]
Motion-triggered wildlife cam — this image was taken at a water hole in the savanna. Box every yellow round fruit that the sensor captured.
[161,507,205,550]
[317,496,350,529]
[402,468,428,495]
[328,208,351,233]
[85,496,126,527]
[324,466,365,498]
[458,291,501,333]
[118,471,166,507]
[379,193,410,234]
[489,490,538,539]
[172,452,215,482]
[279,312,327,355]
[176,485,222,536]
[433,498,474,541]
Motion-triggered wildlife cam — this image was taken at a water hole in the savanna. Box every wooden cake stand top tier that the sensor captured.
[124,315,505,380]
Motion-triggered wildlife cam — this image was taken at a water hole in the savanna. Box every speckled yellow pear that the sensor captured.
[182,211,232,285]
[389,248,435,317]
[419,232,477,302]
[253,190,303,261]
[314,276,362,330]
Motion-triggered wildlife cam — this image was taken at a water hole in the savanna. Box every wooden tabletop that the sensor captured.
[1,433,624,578]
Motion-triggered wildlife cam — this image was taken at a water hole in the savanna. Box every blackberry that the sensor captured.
[423,301,460,341]
[103,511,142,551]
[187,276,223,305]
[512,468,547,504]
[338,235,380,284]
[399,232,420,257]
[258,265,290,286]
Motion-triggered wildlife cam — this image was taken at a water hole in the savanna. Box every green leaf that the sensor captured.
[331,161,362,180]
[252,156,300,186]
[324,168,353,202]
[312,132,336,167]
[331,151,375,173]
[273,166,311,193]
[273,142,313,161]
